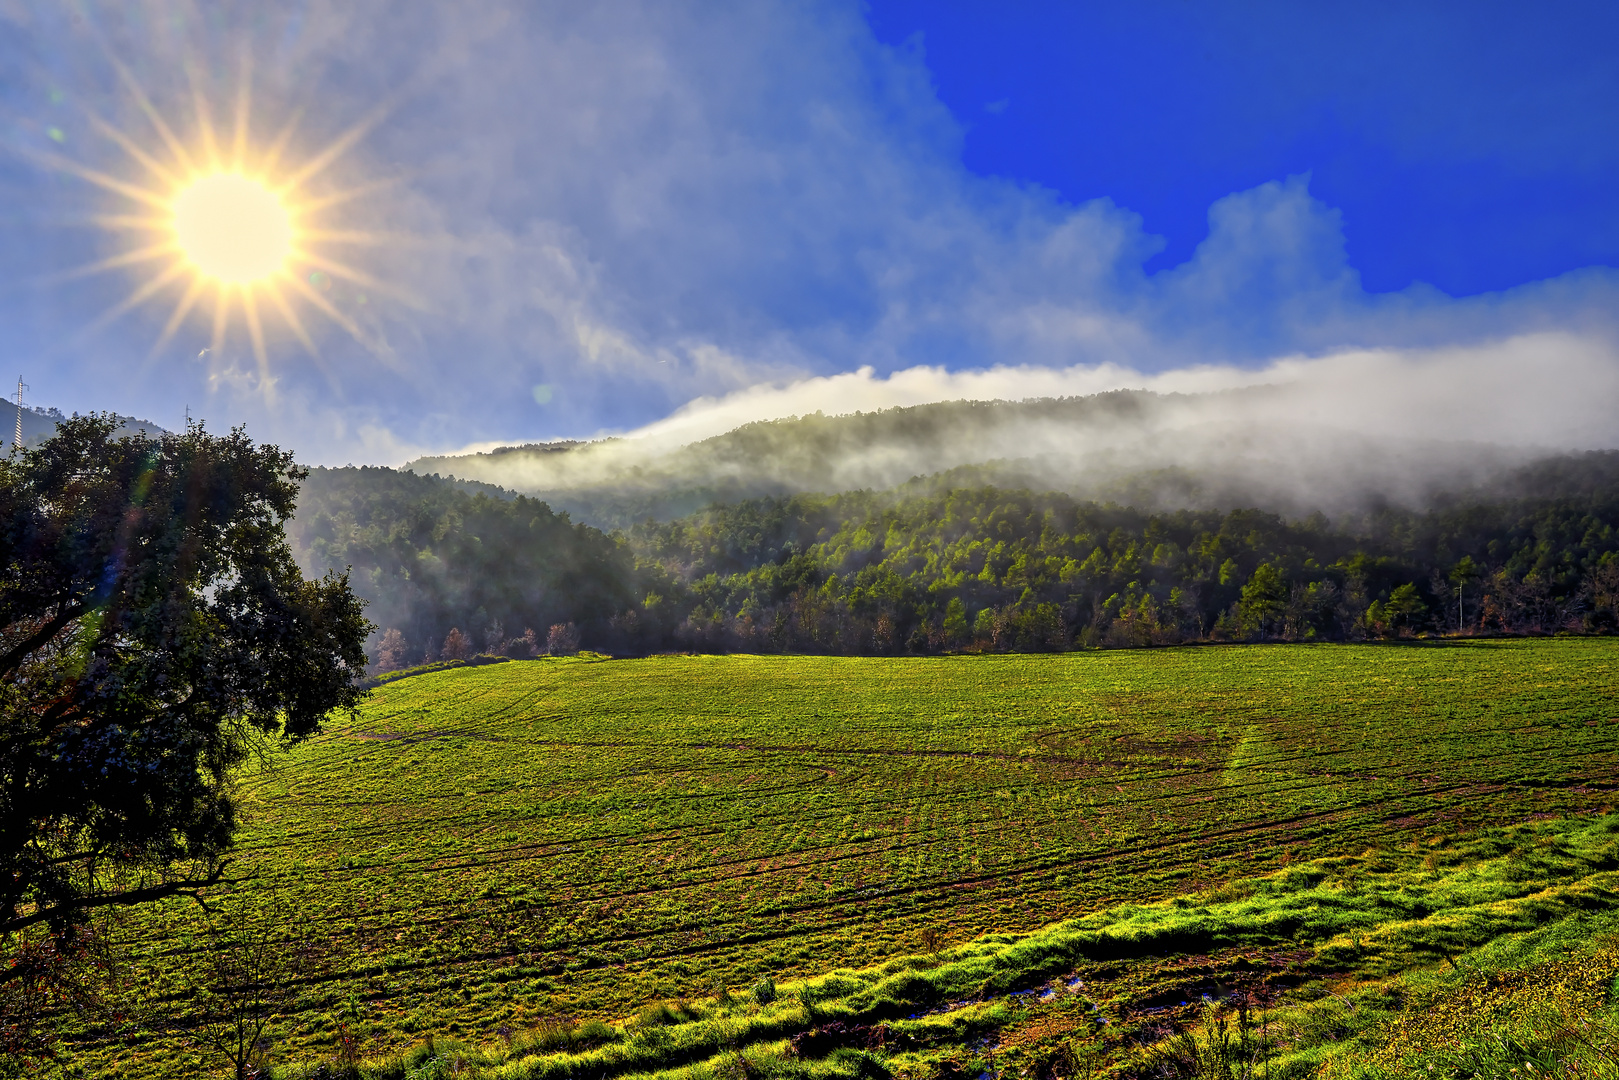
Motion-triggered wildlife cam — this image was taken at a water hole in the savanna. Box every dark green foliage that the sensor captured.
[629,453,1619,652]
[1237,564,1287,638]
[288,467,645,657]
[292,451,1619,659]
[0,417,371,938]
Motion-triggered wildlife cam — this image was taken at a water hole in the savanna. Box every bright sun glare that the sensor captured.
[172,174,293,285]
[34,58,403,392]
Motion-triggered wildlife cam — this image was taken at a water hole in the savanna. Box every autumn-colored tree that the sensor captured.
[546,623,581,656]
[374,628,408,672]
[441,628,471,661]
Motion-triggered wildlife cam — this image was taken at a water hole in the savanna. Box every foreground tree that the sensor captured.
[0,417,369,1057]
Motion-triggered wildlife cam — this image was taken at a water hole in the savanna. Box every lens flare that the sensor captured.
[172,174,293,284]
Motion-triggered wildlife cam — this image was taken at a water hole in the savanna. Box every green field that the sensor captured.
[79,641,1619,1077]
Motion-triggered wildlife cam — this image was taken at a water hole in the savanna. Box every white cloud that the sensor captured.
[7,1,1619,466]
[628,330,1619,451]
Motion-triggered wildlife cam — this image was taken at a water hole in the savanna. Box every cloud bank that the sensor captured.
[629,331,1619,451]
[2,1,1616,465]
[404,331,1619,526]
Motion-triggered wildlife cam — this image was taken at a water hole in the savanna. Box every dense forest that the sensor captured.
[291,453,1619,668]
[287,466,640,665]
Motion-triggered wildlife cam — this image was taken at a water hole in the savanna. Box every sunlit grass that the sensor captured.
[56,640,1619,1078]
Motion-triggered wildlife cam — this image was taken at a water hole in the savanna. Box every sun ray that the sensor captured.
[86,213,173,232]
[79,260,190,336]
[263,279,320,358]
[295,249,424,309]
[210,284,232,358]
[280,103,393,191]
[284,273,383,356]
[231,50,253,172]
[262,280,343,395]
[296,174,409,216]
[49,241,178,282]
[241,288,274,402]
[84,111,183,190]
[149,275,211,359]
[258,102,308,179]
[186,61,224,172]
[24,147,171,210]
[296,228,428,248]
[109,56,197,176]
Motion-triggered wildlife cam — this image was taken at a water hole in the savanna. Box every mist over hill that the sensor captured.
[404,387,1572,531]
[329,347,1619,662]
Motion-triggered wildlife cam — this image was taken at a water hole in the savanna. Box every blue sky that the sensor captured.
[1,1,1616,463]
[866,2,1619,296]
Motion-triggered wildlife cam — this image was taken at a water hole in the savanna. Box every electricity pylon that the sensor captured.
[12,377,27,451]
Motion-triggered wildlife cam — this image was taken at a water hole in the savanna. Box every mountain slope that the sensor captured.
[0,399,168,449]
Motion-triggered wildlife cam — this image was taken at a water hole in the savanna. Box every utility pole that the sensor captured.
[12,377,27,451]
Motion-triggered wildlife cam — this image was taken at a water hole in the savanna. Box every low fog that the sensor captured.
[404,331,1619,525]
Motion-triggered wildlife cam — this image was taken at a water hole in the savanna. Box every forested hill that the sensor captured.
[403,389,1536,529]
[404,395,1176,510]
[624,452,1619,652]
[291,452,1619,666]
[287,466,640,663]
[0,401,167,448]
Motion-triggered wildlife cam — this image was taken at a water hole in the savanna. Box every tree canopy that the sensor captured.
[0,418,370,942]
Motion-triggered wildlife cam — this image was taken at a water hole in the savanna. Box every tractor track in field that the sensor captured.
[84,644,1619,1079]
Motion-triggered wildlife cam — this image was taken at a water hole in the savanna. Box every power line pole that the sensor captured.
[12,377,27,451]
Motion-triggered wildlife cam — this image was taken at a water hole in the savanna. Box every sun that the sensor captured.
[33,58,407,393]
[172,174,294,285]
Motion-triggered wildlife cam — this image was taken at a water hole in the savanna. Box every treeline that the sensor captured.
[627,453,1619,653]
[292,454,1619,666]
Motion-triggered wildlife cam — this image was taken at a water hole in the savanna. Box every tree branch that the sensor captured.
[0,601,89,680]
[0,862,230,944]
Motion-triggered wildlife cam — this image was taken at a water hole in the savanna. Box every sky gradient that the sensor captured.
[1,1,1616,464]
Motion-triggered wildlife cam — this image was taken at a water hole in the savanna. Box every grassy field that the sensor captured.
[72,640,1619,1077]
